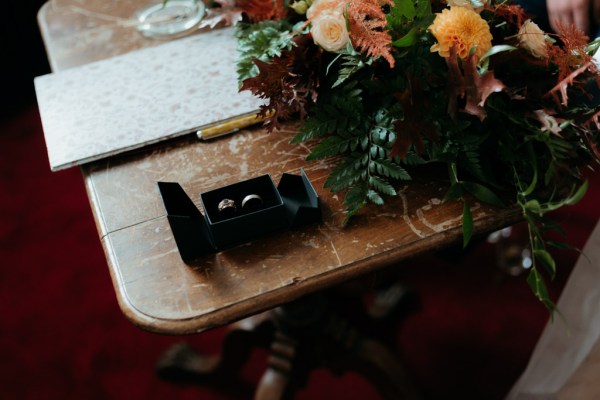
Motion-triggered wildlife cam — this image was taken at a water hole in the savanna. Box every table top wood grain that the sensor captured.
[38,0,522,334]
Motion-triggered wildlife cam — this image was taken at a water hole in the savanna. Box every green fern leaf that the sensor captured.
[369,176,397,196]
[306,136,360,161]
[371,158,411,180]
[367,189,385,205]
[324,157,365,192]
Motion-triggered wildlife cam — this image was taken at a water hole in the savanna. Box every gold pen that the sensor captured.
[196,111,271,140]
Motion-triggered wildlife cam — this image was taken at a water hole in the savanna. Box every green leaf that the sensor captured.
[326,53,344,76]
[534,249,556,279]
[324,160,360,192]
[343,181,369,224]
[414,0,432,17]
[369,176,397,196]
[546,240,577,251]
[477,44,517,75]
[524,199,542,216]
[367,189,385,205]
[538,218,566,236]
[463,202,473,248]
[527,268,555,311]
[478,45,517,65]
[565,180,589,206]
[395,0,416,18]
[460,149,486,183]
[235,20,296,83]
[291,120,324,144]
[391,28,418,48]
[305,116,361,160]
[541,199,566,213]
[306,136,352,160]
[371,158,411,180]
[521,167,538,197]
[449,162,459,185]
[462,181,505,208]
[332,48,372,88]
[443,183,463,202]
[360,135,369,150]
[544,163,557,186]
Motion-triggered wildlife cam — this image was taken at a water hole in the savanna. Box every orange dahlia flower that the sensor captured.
[429,7,493,60]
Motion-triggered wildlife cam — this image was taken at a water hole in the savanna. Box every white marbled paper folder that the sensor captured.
[35,27,264,171]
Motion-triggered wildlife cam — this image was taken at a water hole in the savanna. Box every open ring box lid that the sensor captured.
[158,169,321,262]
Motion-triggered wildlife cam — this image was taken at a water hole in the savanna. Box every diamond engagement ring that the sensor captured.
[217,198,236,216]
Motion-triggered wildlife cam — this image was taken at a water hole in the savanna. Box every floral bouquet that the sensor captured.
[218,0,600,308]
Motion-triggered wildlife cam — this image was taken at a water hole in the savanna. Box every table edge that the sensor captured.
[103,207,522,335]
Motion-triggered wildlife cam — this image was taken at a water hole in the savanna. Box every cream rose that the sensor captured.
[311,12,349,52]
[518,19,548,58]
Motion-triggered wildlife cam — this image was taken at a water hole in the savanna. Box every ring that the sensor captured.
[217,198,236,215]
[241,194,263,210]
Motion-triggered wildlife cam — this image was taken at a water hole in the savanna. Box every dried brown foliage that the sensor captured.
[446,47,505,121]
[548,24,594,81]
[347,0,395,67]
[391,80,438,159]
[491,2,529,27]
[545,24,598,107]
[238,0,287,22]
[240,35,322,131]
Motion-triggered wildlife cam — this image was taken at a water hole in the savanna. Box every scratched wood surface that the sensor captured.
[39,0,522,334]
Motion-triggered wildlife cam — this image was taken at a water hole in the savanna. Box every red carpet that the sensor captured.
[1,106,598,399]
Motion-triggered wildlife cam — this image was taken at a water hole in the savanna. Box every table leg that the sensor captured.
[157,288,420,399]
[254,293,420,400]
[156,312,274,396]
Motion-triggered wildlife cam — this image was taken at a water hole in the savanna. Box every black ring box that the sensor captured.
[158,169,321,262]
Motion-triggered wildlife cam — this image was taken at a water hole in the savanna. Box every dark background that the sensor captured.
[1,0,50,122]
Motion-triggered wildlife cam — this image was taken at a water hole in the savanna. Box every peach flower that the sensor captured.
[429,6,493,60]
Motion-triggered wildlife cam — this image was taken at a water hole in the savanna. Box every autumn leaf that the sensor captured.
[446,47,466,119]
[199,12,243,29]
[586,109,600,130]
[199,0,243,29]
[391,82,438,159]
[582,110,600,160]
[446,48,505,121]
[545,61,595,107]
[532,109,564,136]
[462,54,506,120]
[493,2,529,27]
[240,35,321,131]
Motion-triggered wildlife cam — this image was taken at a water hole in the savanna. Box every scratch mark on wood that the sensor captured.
[302,239,320,249]
[398,186,428,238]
[330,241,342,266]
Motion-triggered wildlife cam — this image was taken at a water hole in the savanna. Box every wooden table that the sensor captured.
[37,0,521,337]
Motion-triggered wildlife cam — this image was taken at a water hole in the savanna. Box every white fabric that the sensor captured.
[507,219,600,400]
